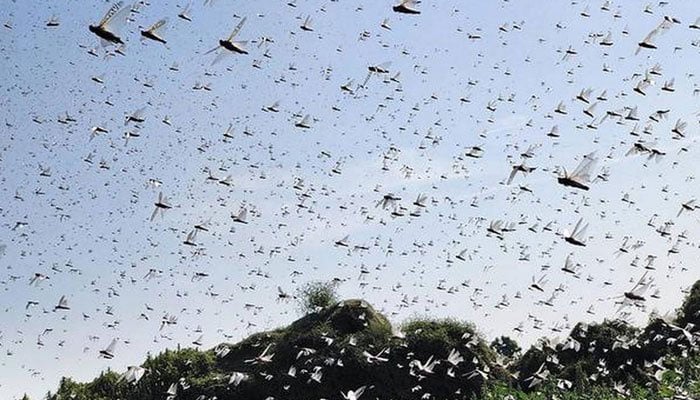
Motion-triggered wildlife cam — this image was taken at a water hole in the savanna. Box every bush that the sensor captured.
[492,336,522,359]
[676,280,700,327]
[402,317,478,356]
[296,280,339,314]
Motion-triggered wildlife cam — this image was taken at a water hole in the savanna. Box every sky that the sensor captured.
[1,0,700,398]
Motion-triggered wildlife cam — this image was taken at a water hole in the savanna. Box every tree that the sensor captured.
[297,280,339,314]
[676,280,700,327]
[491,335,521,359]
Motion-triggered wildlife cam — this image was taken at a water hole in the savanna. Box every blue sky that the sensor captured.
[1,0,699,398]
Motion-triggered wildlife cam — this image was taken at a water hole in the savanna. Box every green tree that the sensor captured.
[676,280,700,326]
[297,280,339,314]
[491,335,521,359]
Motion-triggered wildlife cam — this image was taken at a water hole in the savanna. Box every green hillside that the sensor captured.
[38,283,700,400]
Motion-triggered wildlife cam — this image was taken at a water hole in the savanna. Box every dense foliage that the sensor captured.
[296,280,340,315]
[38,282,700,400]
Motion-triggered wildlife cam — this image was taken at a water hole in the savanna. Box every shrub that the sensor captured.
[492,335,522,359]
[676,280,700,327]
[296,280,339,314]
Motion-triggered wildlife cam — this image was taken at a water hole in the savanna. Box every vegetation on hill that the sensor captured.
[37,281,700,400]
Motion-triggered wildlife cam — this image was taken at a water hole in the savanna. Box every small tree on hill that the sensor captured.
[297,280,339,314]
[491,335,521,359]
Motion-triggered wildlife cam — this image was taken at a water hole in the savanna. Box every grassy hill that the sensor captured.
[37,283,700,400]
